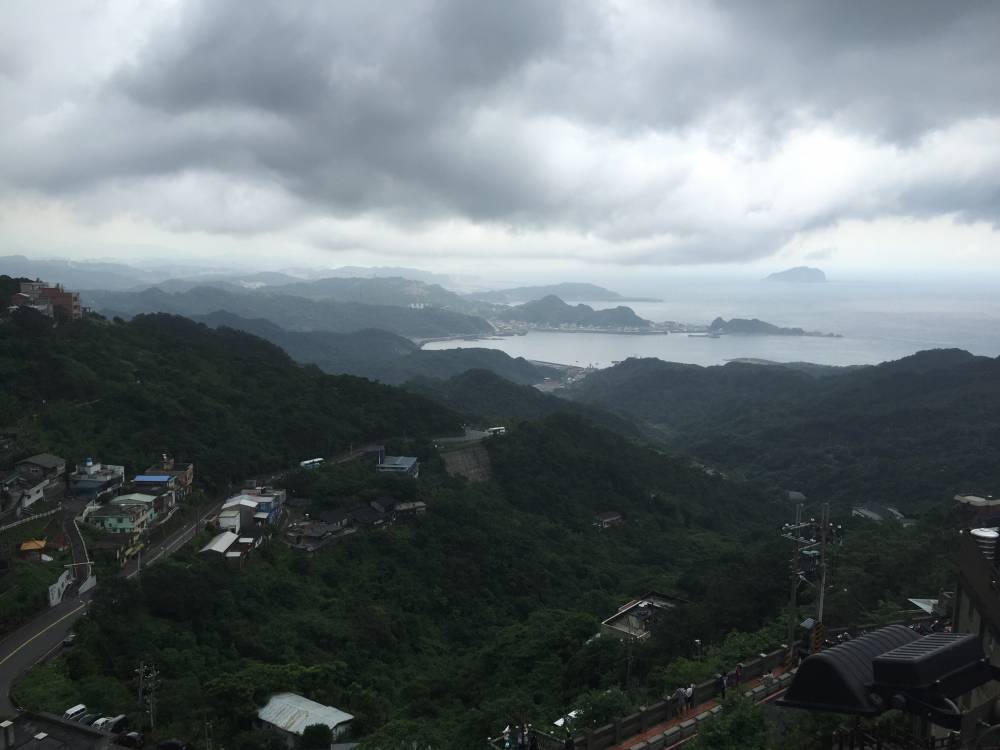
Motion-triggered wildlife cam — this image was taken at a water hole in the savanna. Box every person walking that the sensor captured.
[717,672,727,700]
[673,686,686,716]
[735,663,744,685]
[685,683,695,713]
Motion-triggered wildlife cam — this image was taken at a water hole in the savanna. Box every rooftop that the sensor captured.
[133,474,172,483]
[0,712,118,750]
[18,453,65,469]
[379,455,418,469]
[200,530,238,554]
[257,692,353,736]
[89,504,144,518]
[111,492,157,504]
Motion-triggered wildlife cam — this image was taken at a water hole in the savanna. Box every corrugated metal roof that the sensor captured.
[380,456,417,469]
[200,531,238,554]
[257,693,353,736]
[111,493,157,504]
[134,474,171,482]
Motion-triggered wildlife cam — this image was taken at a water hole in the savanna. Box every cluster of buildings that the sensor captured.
[285,496,427,552]
[6,280,82,320]
[77,455,195,567]
[200,482,286,565]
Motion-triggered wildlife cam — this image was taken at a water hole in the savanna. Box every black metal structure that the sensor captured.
[779,625,999,730]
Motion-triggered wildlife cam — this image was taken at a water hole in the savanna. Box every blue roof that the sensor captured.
[134,474,171,482]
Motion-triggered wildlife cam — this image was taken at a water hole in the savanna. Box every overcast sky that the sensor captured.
[2,0,999,278]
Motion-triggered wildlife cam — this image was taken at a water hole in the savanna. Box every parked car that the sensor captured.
[92,717,114,730]
[62,704,86,721]
[78,714,99,726]
[117,731,144,748]
[106,715,128,733]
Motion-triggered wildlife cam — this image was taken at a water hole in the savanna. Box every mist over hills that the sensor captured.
[469,282,658,304]
[498,295,650,328]
[196,310,555,385]
[83,285,493,339]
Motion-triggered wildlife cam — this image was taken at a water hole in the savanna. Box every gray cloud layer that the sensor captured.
[2,0,999,264]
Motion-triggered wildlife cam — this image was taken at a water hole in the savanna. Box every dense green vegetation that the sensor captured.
[82,285,493,339]
[567,350,1000,510]
[0,313,459,489]
[196,311,556,385]
[1,308,972,749]
[13,414,795,747]
[497,295,650,328]
[404,369,642,437]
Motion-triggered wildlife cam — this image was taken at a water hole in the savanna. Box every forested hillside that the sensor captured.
[14,415,791,748]
[82,286,493,339]
[0,313,459,488]
[498,295,650,328]
[196,311,555,385]
[568,350,1000,508]
[405,369,643,437]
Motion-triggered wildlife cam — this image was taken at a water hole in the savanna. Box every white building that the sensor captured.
[257,692,353,745]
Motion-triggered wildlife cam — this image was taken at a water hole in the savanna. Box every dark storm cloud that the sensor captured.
[2,0,999,263]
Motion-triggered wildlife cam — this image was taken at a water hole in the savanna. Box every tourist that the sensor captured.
[673,686,686,715]
[717,673,727,700]
[685,683,695,713]
[735,663,744,684]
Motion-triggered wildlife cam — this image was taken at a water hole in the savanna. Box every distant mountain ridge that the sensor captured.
[764,266,826,282]
[469,282,659,304]
[709,317,839,337]
[196,310,556,385]
[498,295,650,328]
[82,285,493,339]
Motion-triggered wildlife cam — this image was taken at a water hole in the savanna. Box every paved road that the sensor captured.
[121,501,221,580]
[0,592,93,717]
[0,500,220,717]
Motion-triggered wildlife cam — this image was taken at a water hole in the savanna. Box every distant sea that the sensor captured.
[424,278,1000,368]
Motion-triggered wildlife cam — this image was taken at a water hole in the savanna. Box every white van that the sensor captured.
[62,704,86,721]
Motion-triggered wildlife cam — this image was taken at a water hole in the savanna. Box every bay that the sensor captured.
[424,279,1000,368]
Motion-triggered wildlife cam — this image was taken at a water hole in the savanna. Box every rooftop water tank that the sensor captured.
[971,528,998,561]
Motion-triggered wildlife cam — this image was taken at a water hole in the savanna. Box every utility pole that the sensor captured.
[813,503,831,653]
[136,660,159,729]
[783,503,804,664]
[781,503,826,664]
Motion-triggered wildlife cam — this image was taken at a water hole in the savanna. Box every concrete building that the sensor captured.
[109,492,174,522]
[12,281,81,320]
[375,455,419,477]
[144,454,194,500]
[257,692,354,745]
[593,511,623,529]
[16,454,66,481]
[68,459,125,500]
[221,487,286,528]
[88,503,152,536]
[601,592,685,641]
[953,528,1000,725]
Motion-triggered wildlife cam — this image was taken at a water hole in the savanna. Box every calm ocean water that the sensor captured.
[425,279,1000,368]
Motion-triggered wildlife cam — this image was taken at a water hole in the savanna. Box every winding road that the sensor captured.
[0,500,221,718]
